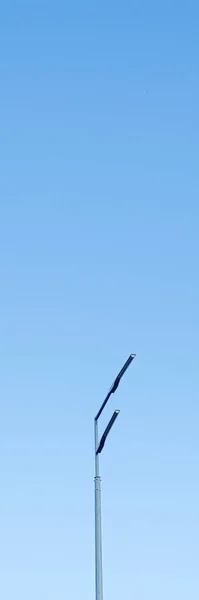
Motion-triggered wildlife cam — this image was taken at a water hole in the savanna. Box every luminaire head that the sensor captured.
[95,354,136,421]
[96,410,120,455]
[111,354,136,393]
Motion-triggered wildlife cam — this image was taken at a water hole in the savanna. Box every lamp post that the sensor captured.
[94,354,136,600]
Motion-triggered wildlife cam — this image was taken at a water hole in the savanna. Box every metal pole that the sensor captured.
[94,418,103,600]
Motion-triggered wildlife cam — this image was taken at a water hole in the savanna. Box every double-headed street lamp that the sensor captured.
[94,354,136,600]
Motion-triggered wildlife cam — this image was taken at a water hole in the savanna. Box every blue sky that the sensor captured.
[0,1,199,598]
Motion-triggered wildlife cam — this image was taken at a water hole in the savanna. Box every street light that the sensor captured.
[94,353,136,600]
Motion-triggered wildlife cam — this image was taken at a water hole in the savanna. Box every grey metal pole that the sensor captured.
[94,418,103,600]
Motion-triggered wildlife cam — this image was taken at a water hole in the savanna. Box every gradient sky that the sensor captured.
[0,2,199,599]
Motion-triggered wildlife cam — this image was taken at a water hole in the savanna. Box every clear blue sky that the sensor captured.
[0,1,198,598]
